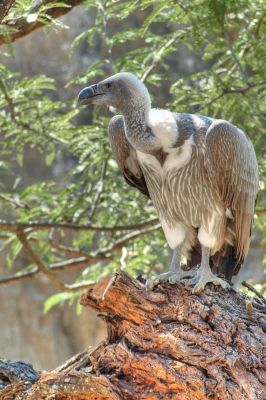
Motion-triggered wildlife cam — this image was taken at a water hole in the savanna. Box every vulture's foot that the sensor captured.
[188,266,230,294]
[146,269,195,290]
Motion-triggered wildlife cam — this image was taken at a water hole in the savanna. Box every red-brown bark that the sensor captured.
[1,272,266,399]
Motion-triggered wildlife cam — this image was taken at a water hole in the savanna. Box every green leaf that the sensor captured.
[45,150,55,166]
[44,292,73,313]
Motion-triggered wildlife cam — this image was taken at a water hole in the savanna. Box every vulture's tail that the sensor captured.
[211,245,242,282]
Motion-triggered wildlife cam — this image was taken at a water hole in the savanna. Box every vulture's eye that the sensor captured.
[106,83,112,88]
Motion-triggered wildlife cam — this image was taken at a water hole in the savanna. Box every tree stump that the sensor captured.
[1,271,266,399]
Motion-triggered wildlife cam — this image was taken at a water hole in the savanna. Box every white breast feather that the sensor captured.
[164,136,194,173]
[198,227,217,248]
[161,219,187,249]
[148,109,178,150]
[137,135,194,177]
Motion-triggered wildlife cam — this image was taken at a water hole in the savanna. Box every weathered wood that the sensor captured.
[0,359,40,400]
[1,271,266,399]
[80,272,266,400]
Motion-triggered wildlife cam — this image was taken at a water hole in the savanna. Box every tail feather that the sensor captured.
[211,245,242,282]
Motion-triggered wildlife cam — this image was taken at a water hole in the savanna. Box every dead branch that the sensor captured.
[1,272,266,399]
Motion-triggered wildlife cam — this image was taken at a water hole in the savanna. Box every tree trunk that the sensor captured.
[1,271,266,399]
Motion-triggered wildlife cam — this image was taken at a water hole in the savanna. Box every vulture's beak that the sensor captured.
[77,84,99,105]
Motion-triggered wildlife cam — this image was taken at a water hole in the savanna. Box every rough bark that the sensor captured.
[0,0,86,45]
[1,271,266,399]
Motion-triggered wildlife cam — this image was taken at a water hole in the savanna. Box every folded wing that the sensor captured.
[204,120,259,265]
[108,115,150,198]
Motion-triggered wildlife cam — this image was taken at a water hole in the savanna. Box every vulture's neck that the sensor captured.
[122,95,160,153]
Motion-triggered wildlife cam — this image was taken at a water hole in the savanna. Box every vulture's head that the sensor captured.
[78,72,151,113]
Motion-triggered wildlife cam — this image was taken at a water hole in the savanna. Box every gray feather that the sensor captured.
[108,115,150,198]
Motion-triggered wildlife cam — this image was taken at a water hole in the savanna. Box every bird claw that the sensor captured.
[169,275,179,284]
[145,272,168,290]
[188,269,231,294]
[145,269,196,290]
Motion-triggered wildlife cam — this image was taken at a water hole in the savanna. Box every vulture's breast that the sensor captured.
[136,136,194,177]
[136,142,224,228]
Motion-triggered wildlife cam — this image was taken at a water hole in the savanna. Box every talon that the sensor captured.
[169,277,176,284]
[145,267,196,289]
[145,278,156,291]
[191,273,231,294]
[219,280,230,290]
[187,275,198,287]
[192,281,206,294]
[192,285,202,294]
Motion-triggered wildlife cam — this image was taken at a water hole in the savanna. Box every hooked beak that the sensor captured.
[77,84,101,105]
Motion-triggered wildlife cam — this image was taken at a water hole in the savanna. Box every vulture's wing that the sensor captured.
[204,120,259,263]
[108,115,150,198]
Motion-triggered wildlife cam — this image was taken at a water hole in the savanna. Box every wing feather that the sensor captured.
[108,115,150,198]
[204,120,259,262]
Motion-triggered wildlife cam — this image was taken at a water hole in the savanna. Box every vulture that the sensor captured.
[78,72,259,293]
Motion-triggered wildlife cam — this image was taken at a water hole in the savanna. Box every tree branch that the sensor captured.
[88,157,109,221]
[141,36,178,83]
[0,0,86,46]
[0,256,97,286]
[0,193,30,209]
[49,228,91,258]
[197,80,266,112]
[1,273,266,398]
[255,209,266,215]
[242,281,266,305]
[15,229,94,292]
[0,217,159,233]
[103,223,161,254]
[0,268,39,285]
[224,31,250,84]
[0,223,161,288]
[0,0,15,24]
[16,229,70,292]
[0,77,16,119]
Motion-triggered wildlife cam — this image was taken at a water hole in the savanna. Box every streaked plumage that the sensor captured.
[78,72,259,292]
[108,115,149,198]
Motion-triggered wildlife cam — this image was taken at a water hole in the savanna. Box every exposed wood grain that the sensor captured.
[1,272,266,399]
[80,272,266,400]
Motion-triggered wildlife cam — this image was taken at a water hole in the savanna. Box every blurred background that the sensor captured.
[0,0,265,370]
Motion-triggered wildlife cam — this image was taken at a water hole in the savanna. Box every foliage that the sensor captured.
[0,0,265,308]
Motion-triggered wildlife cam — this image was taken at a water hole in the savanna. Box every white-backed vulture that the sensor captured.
[78,72,259,293]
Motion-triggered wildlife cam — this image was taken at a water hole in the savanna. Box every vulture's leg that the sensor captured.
[169,247,196,282]
[145,244,194,290]
[189,246,230,294]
